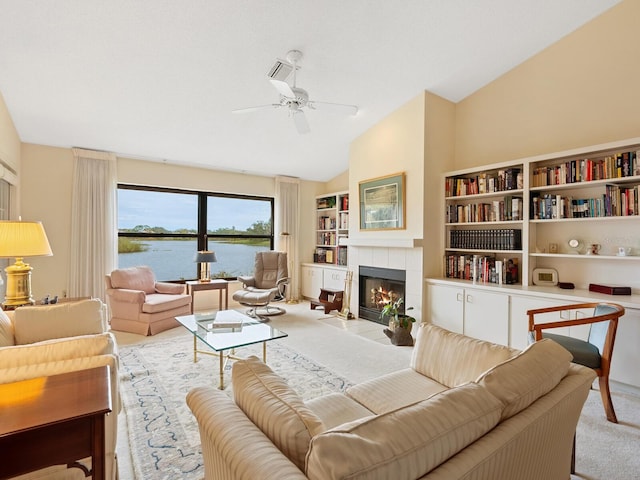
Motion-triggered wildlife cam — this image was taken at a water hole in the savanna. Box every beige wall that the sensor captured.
[349,92,426,241]
[0,91,20,173]
[455,0,640,169]
[18,145,323,300]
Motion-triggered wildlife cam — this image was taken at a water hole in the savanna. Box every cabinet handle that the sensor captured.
[466,294,473,303]
[456,293,463,302]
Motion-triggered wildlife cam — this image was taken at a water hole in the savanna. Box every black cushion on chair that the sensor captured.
[543,333,601,369]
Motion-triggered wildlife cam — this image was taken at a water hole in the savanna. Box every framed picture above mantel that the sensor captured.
[359,172,406,230]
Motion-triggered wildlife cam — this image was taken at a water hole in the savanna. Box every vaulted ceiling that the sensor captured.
[0,0,621,181]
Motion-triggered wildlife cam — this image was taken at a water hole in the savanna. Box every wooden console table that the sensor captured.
[0,366,112,479]
[187,279,229,313]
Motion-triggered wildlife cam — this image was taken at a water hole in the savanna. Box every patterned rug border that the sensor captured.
[118,334,353,479]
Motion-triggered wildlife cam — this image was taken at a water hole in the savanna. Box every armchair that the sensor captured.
[105,265,191,335]
[232,251,289,319]
[528,301,625,423]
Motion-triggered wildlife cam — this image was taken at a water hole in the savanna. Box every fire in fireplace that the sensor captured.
[359,266,406,325]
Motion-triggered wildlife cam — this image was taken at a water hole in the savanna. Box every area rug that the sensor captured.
[118,332,353,480]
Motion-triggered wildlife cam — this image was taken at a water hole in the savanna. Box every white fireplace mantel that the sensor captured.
[344,238,423,248]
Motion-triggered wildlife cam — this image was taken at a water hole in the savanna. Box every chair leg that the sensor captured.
[598,374,618,423]
[571,433,575,474]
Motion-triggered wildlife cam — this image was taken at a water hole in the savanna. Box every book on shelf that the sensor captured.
[443,254,519,285]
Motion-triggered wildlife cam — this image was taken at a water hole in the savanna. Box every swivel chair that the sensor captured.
[232,251,289,320]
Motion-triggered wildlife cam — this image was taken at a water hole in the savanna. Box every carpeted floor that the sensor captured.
[114,301,640,480]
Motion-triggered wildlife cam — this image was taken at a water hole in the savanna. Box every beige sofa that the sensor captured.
[187,323,596,480]
[0,299,120,480]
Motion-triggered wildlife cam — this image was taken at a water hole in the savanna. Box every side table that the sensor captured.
[0,365,112,479]
[186,280,229,313]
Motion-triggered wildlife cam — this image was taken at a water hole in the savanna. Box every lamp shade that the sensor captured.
[193,251,217,263]
[0,221,53,258]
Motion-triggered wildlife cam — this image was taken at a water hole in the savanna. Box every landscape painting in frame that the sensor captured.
[359,172,405,230]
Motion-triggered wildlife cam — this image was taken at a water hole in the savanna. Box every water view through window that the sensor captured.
[117,186,273,281]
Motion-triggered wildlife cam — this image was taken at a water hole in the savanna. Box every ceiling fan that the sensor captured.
[232,50,359,134]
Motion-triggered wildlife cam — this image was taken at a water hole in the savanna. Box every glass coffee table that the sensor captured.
[176,310,287,389]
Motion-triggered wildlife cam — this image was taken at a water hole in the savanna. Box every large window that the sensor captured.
[117,185,273,281]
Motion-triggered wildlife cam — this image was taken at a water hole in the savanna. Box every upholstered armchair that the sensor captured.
[232,251,289,318]
[105,265,191,335]
[0,299,120,480]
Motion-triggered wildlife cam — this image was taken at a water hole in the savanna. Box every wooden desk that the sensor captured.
[187,279,229,313]
[0,366,112,480]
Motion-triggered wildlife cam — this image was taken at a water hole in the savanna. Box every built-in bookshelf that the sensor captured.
[441,137,640,288]
[314,191,349,266]
[444,164,524,285]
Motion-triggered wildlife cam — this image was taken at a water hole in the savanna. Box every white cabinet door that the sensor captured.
[427,284,464,334]
[323,268,347,291]
[463,288,509,345]
[301,265,323,299]
[610,308,640,388]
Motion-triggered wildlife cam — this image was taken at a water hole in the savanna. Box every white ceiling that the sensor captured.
[0,0,621,181]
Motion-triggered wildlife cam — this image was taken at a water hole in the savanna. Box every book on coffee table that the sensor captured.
[210,310,246,328]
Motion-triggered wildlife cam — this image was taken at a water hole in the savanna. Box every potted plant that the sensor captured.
[380,297,415,346]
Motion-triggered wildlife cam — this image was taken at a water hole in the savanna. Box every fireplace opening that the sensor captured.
[359,266,406,325]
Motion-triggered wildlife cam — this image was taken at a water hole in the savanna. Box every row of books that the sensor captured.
[445,168,522,197]
[340,195,349,211]
[317,232,337,246]
[449,229,522,251]
[444,254,519,285]
[531,184,638,219]
[531,151,640,187]
[338,212,349,230]
[446,196,523,223]
[337,246,348,266]
[314,248,334,264]
[318,216,336,230]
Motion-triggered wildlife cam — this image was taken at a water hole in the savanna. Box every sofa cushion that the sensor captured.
[232,356,325,471]
[142,293,191,313]
[411,323,515,387]
[155,281,186,295]
[0,332,116,370]
[306,393,374,430]
[346,368,447,414]
[12,299,106,345]
[0,310,14,347]
[110,266,156,294]
[306,382,503,480]
[476,338,572,420]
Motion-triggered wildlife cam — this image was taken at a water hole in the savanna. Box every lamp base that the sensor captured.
[3,258,36,309]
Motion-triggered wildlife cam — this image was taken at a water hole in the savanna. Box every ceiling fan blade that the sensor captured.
[270,79,296,98]
[232,104,281,114]
[309,100,359,116]
[292,110,310,134]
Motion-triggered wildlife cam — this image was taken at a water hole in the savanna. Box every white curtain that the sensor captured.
[68,148,117,300]
[275,176,300,301]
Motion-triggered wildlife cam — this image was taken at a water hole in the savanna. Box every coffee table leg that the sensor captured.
[193,335,197,363]
[219,352,224,390]
[263,342,267,362]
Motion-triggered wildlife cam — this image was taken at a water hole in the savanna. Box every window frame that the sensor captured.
[117,184,274,281]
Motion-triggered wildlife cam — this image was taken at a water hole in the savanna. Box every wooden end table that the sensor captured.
[0,366,112,479]
[186,279,229,314]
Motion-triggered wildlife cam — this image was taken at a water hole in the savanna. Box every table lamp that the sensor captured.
[193,250,217,282]
[0,220,53,308]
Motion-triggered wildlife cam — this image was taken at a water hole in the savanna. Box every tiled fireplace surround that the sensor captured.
[347,242,423,324]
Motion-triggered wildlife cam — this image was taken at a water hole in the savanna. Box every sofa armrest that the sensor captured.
[106,288,146,304]
[186,386,306,480]
[237,276,256,288]
[155,282,185,294]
